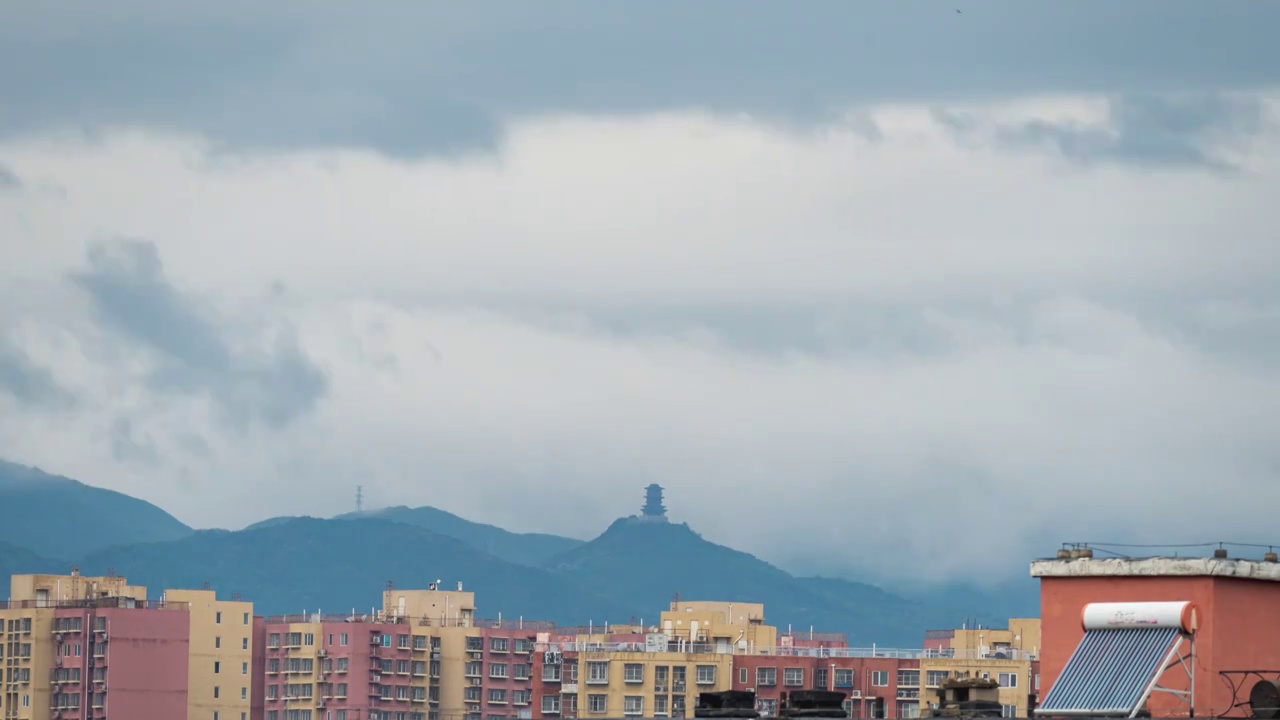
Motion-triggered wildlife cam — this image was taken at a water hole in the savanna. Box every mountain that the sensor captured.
[77,517,628,622]
[544,516,927,646]
[0,540,63,585]
[0,459,192,558]
[335,506,583,567]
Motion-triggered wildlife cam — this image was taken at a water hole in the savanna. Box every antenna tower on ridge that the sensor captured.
[356,485,364,514]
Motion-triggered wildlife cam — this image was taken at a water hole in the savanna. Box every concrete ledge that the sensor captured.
[1029,556,1280,582]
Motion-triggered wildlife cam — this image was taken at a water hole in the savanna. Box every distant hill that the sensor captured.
[0,541,63,585]
[544,516,927,646]
[335,505,583,566]
[78,517,628,622]
[0,464,1037,645]
[0,460,192,558]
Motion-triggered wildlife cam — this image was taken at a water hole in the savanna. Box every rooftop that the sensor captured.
[1030,555,1280,582]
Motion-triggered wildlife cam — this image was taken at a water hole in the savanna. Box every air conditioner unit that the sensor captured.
[849,690,862,699]
[317,701,325,708]
[318,649,327,656]
[470,678,482,686]
[371,637,382,645]
[55,658,62,666]
[470,652,483,659]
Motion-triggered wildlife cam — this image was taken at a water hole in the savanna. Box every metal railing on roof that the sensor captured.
[534,642,1037,661]
[0,598,188,611]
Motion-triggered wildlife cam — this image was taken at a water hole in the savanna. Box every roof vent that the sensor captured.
[1056,549,1071,559]
[1264,550,1278,563]
[1214,547,1228,559]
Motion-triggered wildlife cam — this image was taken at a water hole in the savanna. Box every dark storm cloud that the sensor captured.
[110,417,159,466]
[0,342,76,410]
[69,239,328,430]
[0,163,20,189]
[934,93,1269,171]
[1,1,1278,157]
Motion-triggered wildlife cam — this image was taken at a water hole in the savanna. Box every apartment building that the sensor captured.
[1,570,190,719]
[164,588,257,720]
[730,654,912,719]
[381,584,544,720]
[261,614,433,720]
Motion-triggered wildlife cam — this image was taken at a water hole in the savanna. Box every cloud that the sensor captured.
[0,340,75,409]
[1,93,1279,583]
[110,416,159,466]
[0,162,19,189]
[2,2,1279,157]
[68,238,328,431]
[937,93,1270,170]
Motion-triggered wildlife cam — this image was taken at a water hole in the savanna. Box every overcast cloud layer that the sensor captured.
[2,2,1279,585]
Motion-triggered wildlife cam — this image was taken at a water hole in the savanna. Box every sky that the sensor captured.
[3,1,1280,585]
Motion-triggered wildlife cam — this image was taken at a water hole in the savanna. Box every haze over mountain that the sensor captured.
[0,460,192,558]
[0,463,1032,645]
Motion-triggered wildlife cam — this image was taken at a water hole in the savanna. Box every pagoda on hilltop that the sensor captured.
[640,483,669,522]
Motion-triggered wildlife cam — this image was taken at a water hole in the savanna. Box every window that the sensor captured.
[898,701,920,718]
[784,668,803,687]
[414,635,428,650]
[1001,705,1017,718]
[242,637,249,650]
[756,699,777,717]
[514,690,532,705]
[835,669,854,688]
[489,663,508,679]
[241,687,247,699]
[1035,673,1040,690]
[488,689,507,703]
[997,673,1018,689]
[398,634,410,649]
[244,612,250,624]
[466,662,483,677]
[624,664,644,683]
[304,633,315,646]
[739,667,747,684]
[269,633,281,648]
[214,686,220,699]
[871,671,888,687]
[542,696,561,714]
[514,663,531,680]
[216,636,222,649]
[466,637,484,651]
[341,633,349,646]
[588,695,607,713]
[215,661,221,674]
[654,695,668,716]
[897,670,919,686]
[413,661,427,676]
[216,612,222,624]
[587,661,609,684]
[814,668,828,689]
[624,696,644,716]
[490,637,509,652]
[756,667,777,686]
[242,662,249,675]
[397,659,411,674]
[926,671,950,688]
[543,664,562,682]
[696,665,717,685]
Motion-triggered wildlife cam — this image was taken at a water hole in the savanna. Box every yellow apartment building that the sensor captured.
[561,649,735,718]
[164,588,256,720]
[658,601,776,654]
[2,570,149,720]
[944,618,1040,659]
[919,617,1042,717]
[382,584,478,719]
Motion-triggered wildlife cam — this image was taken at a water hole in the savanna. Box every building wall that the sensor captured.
[563,650,734,719]
[1036,559,1280,717]
[659,601,776,654]
[92,606,191,718]
[729,655,913,719]
[916,657,1036,717]
[165,588,256,720]
[9,572,146,604]
[1,605,55,719]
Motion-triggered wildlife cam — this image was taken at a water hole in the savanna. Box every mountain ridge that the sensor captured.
[0,460,1035,645]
